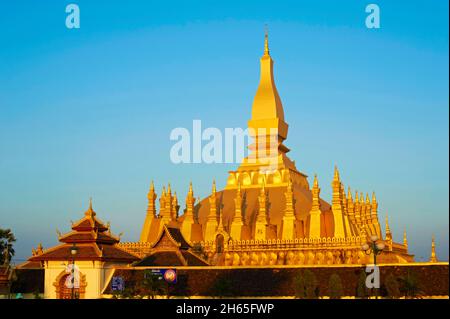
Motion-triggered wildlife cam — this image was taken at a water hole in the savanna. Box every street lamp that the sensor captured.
[70,243,78,299]
[362,235,385,299]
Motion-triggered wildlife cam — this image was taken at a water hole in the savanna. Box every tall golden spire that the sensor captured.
[281,178,296,240]
[230,182,244,240]
[212,179,217,195]
[385,215,392,249]
[250,26,284,121]
[309,174,322,238]
[264,25,269,56]
[403,228,408,250]
[430,235,438,263]
[255,181,268,240]
[385,215,391,235]
[245,28,291,171]
[331,166,346,238]
[204,180,218,241]
[181,182,195,241]
[146,180,157,218]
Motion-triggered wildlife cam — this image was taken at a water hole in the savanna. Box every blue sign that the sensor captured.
[111,276,125,291]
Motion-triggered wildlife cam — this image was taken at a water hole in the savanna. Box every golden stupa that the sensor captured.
[119,32,414,266]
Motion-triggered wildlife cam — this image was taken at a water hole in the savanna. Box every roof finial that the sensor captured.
[313,174,319,189]
[264,24,269,56]
[385,215,391,234]
[333,165,340,181]
[212,179,216,195]
[150,180,155,191]
[430,235,438,262]
[403,228,408,249]
[85,197,96,216]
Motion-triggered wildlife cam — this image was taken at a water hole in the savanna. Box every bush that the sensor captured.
[356,270,369,299]
[328,273,344,299]
[384,274,401,298]
[294,270,319,299]
[400,270,423,299]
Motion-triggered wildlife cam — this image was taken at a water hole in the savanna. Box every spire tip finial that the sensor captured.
[264,25,269,56]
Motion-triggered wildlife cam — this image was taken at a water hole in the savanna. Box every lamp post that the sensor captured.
[362,235,385,299]
[70,243,78,299]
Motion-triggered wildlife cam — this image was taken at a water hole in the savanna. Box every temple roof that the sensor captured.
[29,242,138,262]
[27,201,138,263]
[134,225,208,266]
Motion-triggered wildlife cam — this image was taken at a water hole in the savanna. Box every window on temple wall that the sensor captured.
[216,234,224,254]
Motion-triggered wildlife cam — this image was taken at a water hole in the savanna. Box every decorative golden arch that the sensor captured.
[213,230,230,253]
[53,268,87,299]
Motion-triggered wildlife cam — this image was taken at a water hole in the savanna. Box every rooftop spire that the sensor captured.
[430,235,438,262]
[212,179,216,195]
[188,181,193,196]
[403,228,408,249]
[264,25,269,56]
[250,28,285,123]
[85,197,96,217]
[385,215,391,235]
[333,166,340,182]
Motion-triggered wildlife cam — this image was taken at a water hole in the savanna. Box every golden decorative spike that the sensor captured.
[430,235,438,262]
[403,228,408,250]
[212,179,216,194]
[173,192,178,205]
[85,197,96,216]
[264,25,269,56]
[333,166,340,181]
[150,180,155,192]
[313,174,319,188]
[385,215,391,235]
[372,192,377,204]
[366,193,370,204]
[167,183,172,195]
[347,186,353,201]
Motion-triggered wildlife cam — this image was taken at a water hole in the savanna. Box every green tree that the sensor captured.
[294,270,319,299]
[400,270,422,299]
[0,228,16,265]
[384,274,401,299]
[328,273,344,299]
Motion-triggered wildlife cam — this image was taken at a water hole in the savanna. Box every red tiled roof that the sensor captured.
[29,243,139,262]
[72,216,109,232]
[59,231,119,244]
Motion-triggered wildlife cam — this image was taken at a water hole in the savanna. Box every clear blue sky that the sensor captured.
[0,0,448,263]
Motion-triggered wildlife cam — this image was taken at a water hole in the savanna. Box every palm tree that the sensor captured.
[0,228,16,265]
[400,270,423,299]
